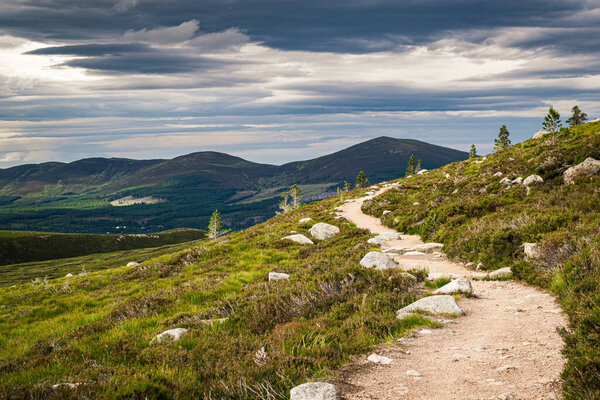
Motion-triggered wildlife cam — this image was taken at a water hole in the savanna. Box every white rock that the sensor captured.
[396,272,418,284]
[396,295,463,319]
[564,157,600,184]
[512,177,523,185]
[500,177,512,185]
[493,171,503,177]
[413,242,443,253]
[367,237,386,245]
[413,202,420,205]
[404,251,426,256]
[282,234,314,245]
[290,382,341,400]
[376,232,402,240]
[269,272,290,281]
[52,382,81,390]
[433,278,473,295]
[523,243,540,259]
[383,247,411,254]
[382,210,392,215]
[151,328,188,344]
[523,174,543,186]
[368,353,392,364]
[65,273,73,277]
[309,222,340,240]
[489,267,512,279]
[586,117,600,123]
[406,370,421,377]
[417,169,428,175]
[452,188,458,194]
[365,191,375,196]
[533,129,549,139]
[360,251,399,270]
[126,262,139,267]
[298,217,313,224]
[445,173,451,178]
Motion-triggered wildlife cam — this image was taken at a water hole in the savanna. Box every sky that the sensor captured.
[1,0,600,168]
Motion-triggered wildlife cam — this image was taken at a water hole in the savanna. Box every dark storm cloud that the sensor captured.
[1,0,598,54]
[26,43,149,56]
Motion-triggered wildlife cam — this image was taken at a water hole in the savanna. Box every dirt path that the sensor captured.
[337,186,566,400]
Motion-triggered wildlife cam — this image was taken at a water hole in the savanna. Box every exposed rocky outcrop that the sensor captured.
[290,382,341,400]
[563,157,600,184]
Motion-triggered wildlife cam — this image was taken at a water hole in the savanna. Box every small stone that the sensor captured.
[493,171,503,177]
[433,278,473,295]
[376,232,402,240]
[151,328,188,344]
[290,382,341,400]
[126,262,139,267]
[489,267,512,279]
[298,217,313,224]
[396,295,463,319]
[403,251,426,256]
[496,365,518,372]
[360,251,399,270]
[268,272,290,281]
[367,237,386,245]
[413,202,421,205]
[523,174,543,186]
[367,353,392,364]
[417,169,428,174]
[382,210,392,215]
[65,273,73,277]
[406,370,421,377]
[282,234,314,245]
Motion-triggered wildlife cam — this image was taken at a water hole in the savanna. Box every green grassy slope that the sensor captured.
[363,121,600,399]
[0,191,439,399]
[0,229,206,266]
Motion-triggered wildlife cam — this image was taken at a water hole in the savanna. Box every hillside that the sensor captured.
[2,124,598,398]
[0,228,206,266]
[0,137,468,234]
[362,120,600,399]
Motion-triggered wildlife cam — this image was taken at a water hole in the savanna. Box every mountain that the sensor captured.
[0,137,468,233]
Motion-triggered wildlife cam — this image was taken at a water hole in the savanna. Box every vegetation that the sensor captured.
[543,107,563,144]
[207,210,227,240]
[469,144,477,160]
[278,185,303,214]
[0,229,206,266]
[363,120,600,399]
[0,193,434,399]
[494,125,511,151]
[355,171,370,189]
[567,105,588,127]
[406,154,416,175]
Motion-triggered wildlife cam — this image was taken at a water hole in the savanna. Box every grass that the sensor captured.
[0,228,206,266]
[0,193,433,399]
[363,121,600,399]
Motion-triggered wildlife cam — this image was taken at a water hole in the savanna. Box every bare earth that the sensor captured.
[337,186,566,400]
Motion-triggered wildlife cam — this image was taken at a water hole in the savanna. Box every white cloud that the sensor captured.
[122,20,200,45]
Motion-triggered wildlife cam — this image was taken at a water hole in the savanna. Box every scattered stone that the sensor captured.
[511,177,523,185]
[413,202,420,205]
[367,237,386,245]
[395,272,418,284]
[52,382,81,390]
[420,329,432,334]
[452,189,458,194]
[376,232,402,240]
[522,242,540,259]
[403,251,426,256]
[253,346,268,366]
[413,242,443,253]
[417,169,428,175]
[289,231,297,234]
[406,370,421,377]
[453,353,468,361]
[382,210,392,215]
[445,173,451,178]
[564,157,600,184]
[268,272,290,281]
[476,262,483,271]
[523,174,543,186]
[151,328,188,344]
[65,273,73,277]
[290,382,341,400]
[533,129,549,139]
[365,191,375,196]
[298,217,313,224]
[282,234,314,245]
[309,223,340,240]
[493,171,503,177]
[496,365,518,373]
[367,353,392,365]
[396,295,463,319]
[360,251,399,270]
[433,278,473,295]
[126,262,139,267]
[500,177,512,185]
[489,267,512,279]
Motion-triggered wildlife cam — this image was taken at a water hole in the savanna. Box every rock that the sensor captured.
[290,382,341,400]
[473,159,484,165]
[476,262,483,271]
[404,251,426,256]
[445,173,451,178]
[489,267,512,279]
[523,174,543,186]
[52,382,81,390]
[376,232,402,240]
[532,129,549,139]
[309,223,340,240]
[434,278,473,295]
[413,201,420,205]
[452,188,458,194]
[493,171,503,177]
[282,234,314,245]
[382,210,392,215]
[383,247,411,254]
[365,191,375,196]
[511,177,523,185]
[298,217,313,224]
[368,353,392,364]
[413,242,443,253]
[367,237,386,245]
[151,328,188,344]
[269,272,290,281]
[406,370,421,377]
[199,318,228,326]
[500,177,512,185]
[126,262,139,267]
[564,157,600,184]
[417,169,428,175]
[397,272,418,284]
[396,295,463,319]
[65,273,73,277]
[523,243,540,259]
[360,251,399,270]
[586,117,600,123]
[253,346,268,366]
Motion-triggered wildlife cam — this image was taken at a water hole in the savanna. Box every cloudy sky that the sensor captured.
[1,0,599,167]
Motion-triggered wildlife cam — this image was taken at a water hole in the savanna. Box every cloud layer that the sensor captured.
[1,0,599,167]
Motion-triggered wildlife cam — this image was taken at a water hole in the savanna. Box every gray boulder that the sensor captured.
[376,232,402,240]
[523,174,543,186]
[523,243,540,259]
[500,177,512,185]
[367,237,386,246]
[382,210,392,215]
[564,157,600,184]
[360,251,398,270]
[290,382,341,400]
[298,217,313,224]
[489,267,512,279]
[404,251,426,256]
[532,130,549,139]
[396,295,463,319]
[282,234,314,245]
[512,177,524,185]
[414,242,443,253]
[151,328,188,344]
[417,169,428,174]
[269,272,290,281]
[309,223,340,240]
[433,278,473,295]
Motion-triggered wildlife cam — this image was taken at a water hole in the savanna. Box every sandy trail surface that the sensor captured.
[337,186,566,400]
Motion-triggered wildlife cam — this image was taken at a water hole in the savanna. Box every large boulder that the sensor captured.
[489,267,512,279]
[282,234,314,245]
[433,278,473,295]
[563,157,600,184]
[290,382,341,400]
[523,174,544,186]
[532,130,549,139]
[523,243,540,259]
[396,295,463,319]
[360,251,399,270]
[309,223,340,240]
[151,328,188,344]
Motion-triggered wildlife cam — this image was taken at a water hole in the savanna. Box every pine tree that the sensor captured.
[469,144,477,160]
[355,171,369,189]
[542,107,563,144]
[208,209,225,240]
[289,184,302,210]
[279,191,291,213]
[566,105,587,127]
[343,181,352,192]
[416,159,422,172]
[406,154,416,176]
[494,125,511,152]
